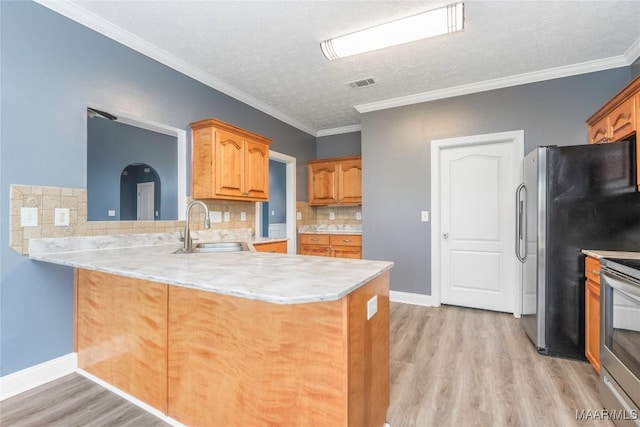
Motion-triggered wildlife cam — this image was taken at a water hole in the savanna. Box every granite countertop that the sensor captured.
[581,250,640,260]
[29,231,392,305]
[298,224,362,235]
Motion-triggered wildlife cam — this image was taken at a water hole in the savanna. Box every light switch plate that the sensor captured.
[367,295,378,320]
[421,211,429,222]
[21,207,38,227]
[108,210,116,217]
[224,211,230,222]
[329,212,335,221]
[240,211,247,222]
[211,211,222,223]
[54,208,70,226]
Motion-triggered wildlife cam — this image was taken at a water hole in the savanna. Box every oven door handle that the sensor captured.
[602,270,640,300]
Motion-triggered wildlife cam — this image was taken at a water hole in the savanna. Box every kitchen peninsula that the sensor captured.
[29,233,393,426]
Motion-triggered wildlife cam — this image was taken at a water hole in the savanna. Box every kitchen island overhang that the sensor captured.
[30,235,393,426]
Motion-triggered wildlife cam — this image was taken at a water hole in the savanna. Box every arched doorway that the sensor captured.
[120,163,161,220]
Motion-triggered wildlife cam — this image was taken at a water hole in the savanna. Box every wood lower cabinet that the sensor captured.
[75,268,389,427]
[191,118,271,201]
[585,256,601,372]
[253,240,287,253]
[308,156,362,206]
[299,233,362,259]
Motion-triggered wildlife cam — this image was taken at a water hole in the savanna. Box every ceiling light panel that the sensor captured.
[321,3,464,61]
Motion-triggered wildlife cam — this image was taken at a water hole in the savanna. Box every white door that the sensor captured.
[435,132,522,313]
[137,182,154,220]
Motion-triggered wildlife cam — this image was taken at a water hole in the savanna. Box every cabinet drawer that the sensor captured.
[300,234,330,245]
[609,97,636,142]
[330,234,361,247]
[585,256,601,284]
[253,241,287,253]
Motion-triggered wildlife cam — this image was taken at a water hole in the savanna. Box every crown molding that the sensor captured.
[624,35,640,64]
[34,0,318,137]
[316,124,362,137]
[355,55,632,114]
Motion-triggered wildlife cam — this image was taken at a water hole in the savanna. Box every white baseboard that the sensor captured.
[77,369,185,427]
[390,290,434,307]
[0,353,77,401]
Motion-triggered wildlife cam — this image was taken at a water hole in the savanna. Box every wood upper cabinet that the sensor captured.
[191,118,271,201]
[308,156,361,206]
[585,256,601,372]
[586,76,640,189]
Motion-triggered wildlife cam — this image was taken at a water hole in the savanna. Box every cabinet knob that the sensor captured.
[443,232,449,239]
[592,269,599,276]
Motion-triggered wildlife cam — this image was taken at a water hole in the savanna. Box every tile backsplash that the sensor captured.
[296,201,362,226]
[9,184,255,255]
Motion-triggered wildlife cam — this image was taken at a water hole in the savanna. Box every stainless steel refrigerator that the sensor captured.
[517,140,640,360]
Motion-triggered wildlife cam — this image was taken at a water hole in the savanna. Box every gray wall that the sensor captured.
[316,132,361,159]
[87,118,178,221]
[632,57,640,79]
[362,68,633,295]
[0,1,315,376]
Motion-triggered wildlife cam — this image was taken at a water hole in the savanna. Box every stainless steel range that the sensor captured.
[600,258,640,426]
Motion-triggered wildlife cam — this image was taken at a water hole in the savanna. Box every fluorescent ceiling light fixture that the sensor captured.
[321,3,464,60]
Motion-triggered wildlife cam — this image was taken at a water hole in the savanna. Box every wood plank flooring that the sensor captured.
[388,303,612,427]
[1,302,611,426]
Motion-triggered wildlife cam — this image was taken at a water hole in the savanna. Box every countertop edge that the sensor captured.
[581,249,640,260]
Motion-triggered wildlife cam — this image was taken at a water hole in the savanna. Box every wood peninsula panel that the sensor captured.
[168,286,349,426]
[347,272,390,427]
[76,269,167,412]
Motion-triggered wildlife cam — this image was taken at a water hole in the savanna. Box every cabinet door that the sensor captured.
[609,97,635,142]
[332,246,362,259]
[585,279,600,372]
[299,245,331,257]
[192,126,215,199]
[308,163,338,205]
[339,159,362,204]
[588,117,609,144]
[215,129,245,198]
[244,139,269,200]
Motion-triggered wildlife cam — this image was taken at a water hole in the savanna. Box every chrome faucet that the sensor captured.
[182,200,211,252]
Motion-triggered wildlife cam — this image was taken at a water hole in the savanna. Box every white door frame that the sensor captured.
[255,150,297,254]
[430,130,524,318]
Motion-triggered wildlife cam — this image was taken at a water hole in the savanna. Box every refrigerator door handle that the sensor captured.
[515,183,527,263]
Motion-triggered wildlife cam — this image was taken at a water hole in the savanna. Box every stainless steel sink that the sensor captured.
[174,241,250,254]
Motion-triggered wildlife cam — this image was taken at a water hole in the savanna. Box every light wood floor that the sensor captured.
[1,303,611,427]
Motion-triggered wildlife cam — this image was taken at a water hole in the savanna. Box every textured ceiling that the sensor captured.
[40,1,640,136]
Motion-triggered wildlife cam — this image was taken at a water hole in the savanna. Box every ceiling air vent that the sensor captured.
[348,77,376,89]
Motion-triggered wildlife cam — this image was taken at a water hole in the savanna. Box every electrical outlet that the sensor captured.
[421,211,429,222]
[367,295,378,320]
[329,212,335,221]
[356,212,362,220]
[21,207,38,227]
[54,208,70,226]
[240,211,247,221]
[296,211,302,220]
[211,211,222,223]
[224,211,230,222]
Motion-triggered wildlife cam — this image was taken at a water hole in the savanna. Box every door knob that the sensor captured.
[443,232,449,239]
